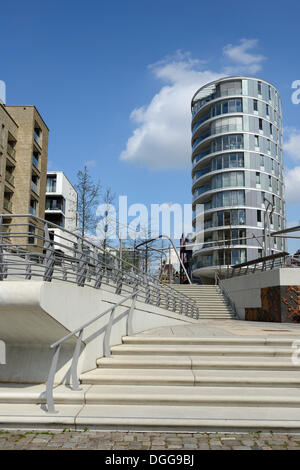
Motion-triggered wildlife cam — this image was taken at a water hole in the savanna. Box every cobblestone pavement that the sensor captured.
[0,429,300,450]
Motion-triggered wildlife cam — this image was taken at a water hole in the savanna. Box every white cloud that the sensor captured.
[223,39,266,74]
[284,130,300,161]
[285,166,300,204]
[120,51,222,170]
[120,41,265,170]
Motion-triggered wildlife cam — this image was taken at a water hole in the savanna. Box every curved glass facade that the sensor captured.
[190,76,286,280]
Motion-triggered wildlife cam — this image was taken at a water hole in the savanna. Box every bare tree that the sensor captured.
[75,166,101,239]
[98,187,116,253]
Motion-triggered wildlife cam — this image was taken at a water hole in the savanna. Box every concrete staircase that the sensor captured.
[73,333,300,431]
[171,284,236,319]
[1,327,300,431]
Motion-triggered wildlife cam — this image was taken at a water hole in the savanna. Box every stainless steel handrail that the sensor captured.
[215,271,237,318]
[0,214,199,318]
[227,251,290,278]
[46,290,140,413]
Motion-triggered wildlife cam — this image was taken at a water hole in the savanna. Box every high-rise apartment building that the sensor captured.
[191,77,286,281]
[45,171,78,252]
[2,105,48,217]
[0,103,49,247]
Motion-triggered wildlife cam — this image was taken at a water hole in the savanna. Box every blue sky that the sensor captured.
[0,0,300,252]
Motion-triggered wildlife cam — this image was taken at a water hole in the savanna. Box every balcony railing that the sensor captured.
[192,132,211,149]
[32,155,39,169]
[192,114,210,133]
[193,149,211,166]
[34,132,41,146]
[29,206,37,216]
[192,89,243,116]
[5,172,14,186]
[31,181,38,194]
[7,144,16,159]
[192,124,243,150]
[193,168,210,182]
[193,185,211,200]
[3,199,12,212]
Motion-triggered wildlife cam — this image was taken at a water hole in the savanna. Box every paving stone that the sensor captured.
[0,429,298,450]
[232,446,252,450]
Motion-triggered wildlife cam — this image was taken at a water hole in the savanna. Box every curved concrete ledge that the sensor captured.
[0,281,195,384]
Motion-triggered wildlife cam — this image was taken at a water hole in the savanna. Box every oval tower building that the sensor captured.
[191,76,286,282]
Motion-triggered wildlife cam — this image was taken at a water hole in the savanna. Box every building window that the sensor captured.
[212,190,245,208]
[257,210,262,223]
[29,199,37,216]
[210,98,243,118]
[256,172,261,186]
[211,153,244,171]
[34,125,42,146]
[255,135,259,148]
[266,104,270,116]
[212,135,243,153]
[211,171,244,189]
[45,196,66,213]
[253,99,258,111]
[32,152,40,169]
[260,154,264,168]
[213,209,246,227]
[268,175,272,189]
[259,118,263,131]
[31,174,39,194]
[46,175,57,192]
[258,81,262,95]
[232,248,246,265]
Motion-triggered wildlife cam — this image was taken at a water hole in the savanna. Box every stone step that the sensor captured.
[82,385,300,407]
[121,336,298,346]
[96,355,299,370]
[110,344,294,357]
[74,404,300,431]
[196,315,235,318]
[0,384,91,405]
[2,403,300,431]
[80,367,300,388]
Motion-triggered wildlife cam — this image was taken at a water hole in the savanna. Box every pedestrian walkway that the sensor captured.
[0,429,299,450]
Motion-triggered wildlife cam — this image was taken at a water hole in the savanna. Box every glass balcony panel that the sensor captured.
[31,181,38,194]
[32,155,39,169]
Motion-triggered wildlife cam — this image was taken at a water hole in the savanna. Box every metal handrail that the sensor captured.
[214,271,237,318]
[227,251,290,278]
[46,290,140,413]
[0,214,199,318]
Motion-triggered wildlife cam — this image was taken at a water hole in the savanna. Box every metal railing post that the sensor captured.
[25,253,31,280]
[103,306,116,357]
[43,223,55,282]
[46,344,61,413]
[127,292,137,336]
[145,279,151,304]
[76,245,87,287]
[69,328,83,390]
[115,270,123,295]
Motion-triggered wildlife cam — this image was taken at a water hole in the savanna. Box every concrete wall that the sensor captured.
[222,268,300,320]
[0,281,197,384]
